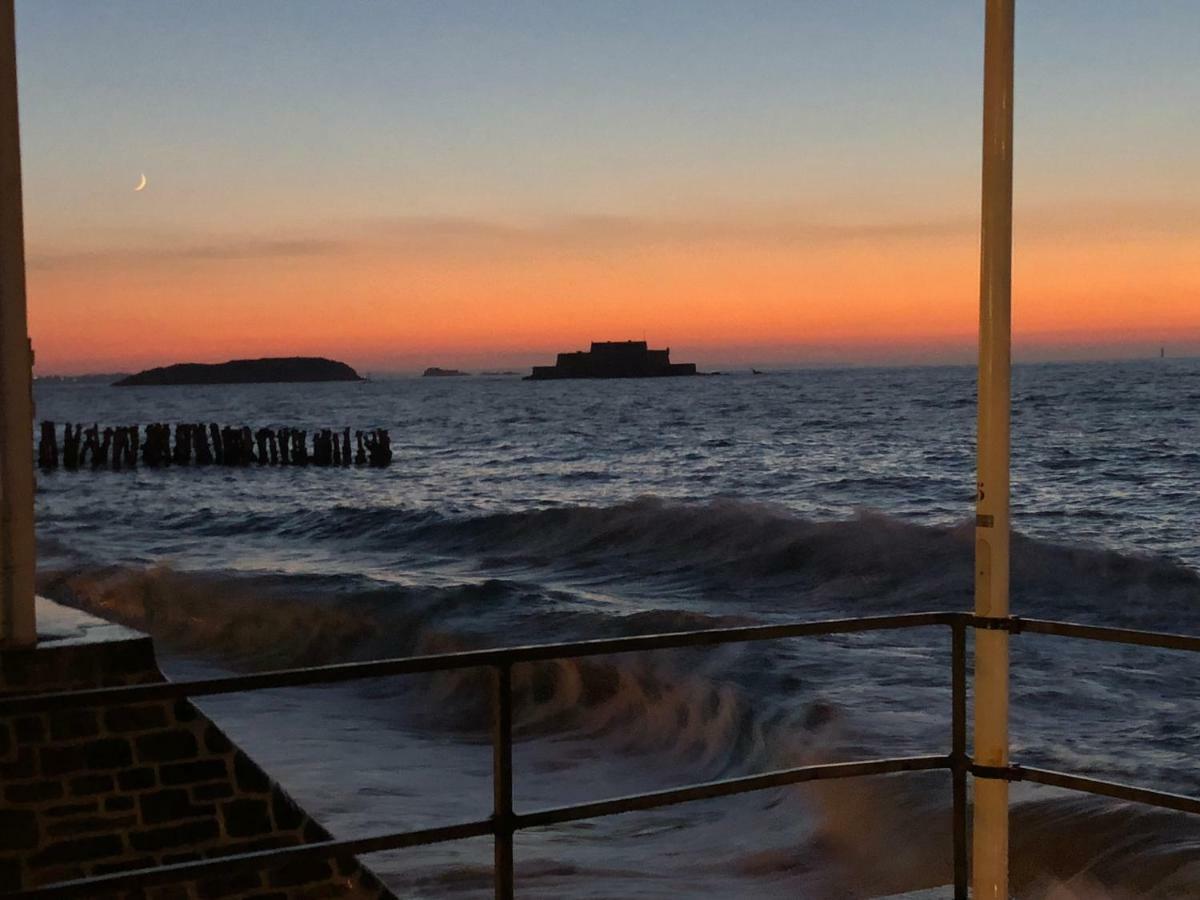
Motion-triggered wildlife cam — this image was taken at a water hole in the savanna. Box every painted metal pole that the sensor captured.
[0,0,36,647]
[974,0,1015,897]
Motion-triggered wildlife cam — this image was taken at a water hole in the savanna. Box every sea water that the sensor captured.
[32,360,1200,897]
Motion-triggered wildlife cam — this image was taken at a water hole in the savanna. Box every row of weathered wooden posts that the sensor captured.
[37,422,393,470]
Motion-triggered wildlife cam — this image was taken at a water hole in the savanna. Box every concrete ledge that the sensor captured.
[34,595,146,647]
[1,598,159,698]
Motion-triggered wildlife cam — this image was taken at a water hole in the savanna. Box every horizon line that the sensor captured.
[35,350,1193,380]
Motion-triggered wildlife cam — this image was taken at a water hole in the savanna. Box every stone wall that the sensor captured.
[1,611,395,900]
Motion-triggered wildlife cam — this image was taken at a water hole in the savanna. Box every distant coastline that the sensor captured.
[113,357,363,387]
[36,373,132,385]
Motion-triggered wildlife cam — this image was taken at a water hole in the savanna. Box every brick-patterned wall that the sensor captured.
[1,635,395,900]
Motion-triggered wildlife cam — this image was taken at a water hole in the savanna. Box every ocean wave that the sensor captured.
[207,496,1200,624]
[41,495,1200,632]
[729,787,1200,898]
[35,564,801,775]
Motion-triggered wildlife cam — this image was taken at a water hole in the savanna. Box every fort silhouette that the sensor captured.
[526,341,697,380]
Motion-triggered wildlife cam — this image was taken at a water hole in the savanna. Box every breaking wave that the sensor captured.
[78,495,1200,621]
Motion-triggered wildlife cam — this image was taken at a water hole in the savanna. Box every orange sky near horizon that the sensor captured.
[25,208,1200,374]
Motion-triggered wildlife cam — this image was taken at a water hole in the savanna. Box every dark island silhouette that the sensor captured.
[422,367,468,377]
[526,341,697,380]
[114,356,363,387]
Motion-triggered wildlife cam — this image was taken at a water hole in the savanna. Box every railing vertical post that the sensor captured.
[0,0,37,648]
[492,663,515,900]
[974,1,1016,898]
[951,618,968,899]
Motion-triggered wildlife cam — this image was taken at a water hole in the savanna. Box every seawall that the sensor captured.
[0,599,395,900]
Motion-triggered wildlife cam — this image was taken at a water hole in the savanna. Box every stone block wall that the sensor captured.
[1,629,395,900]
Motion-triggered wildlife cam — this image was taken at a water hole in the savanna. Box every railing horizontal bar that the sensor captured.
[1016,766,1200,816]
[1014,618,1200,654]
[515,755,950,830]
[2,819,496,900]
[0,612,955,714]
[10,608,1200,897]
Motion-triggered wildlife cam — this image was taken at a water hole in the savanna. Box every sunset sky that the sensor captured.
[15,1,1200,374]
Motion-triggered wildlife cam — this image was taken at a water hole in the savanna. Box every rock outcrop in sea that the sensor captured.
[114,357,362,387]
[422,367,468,377]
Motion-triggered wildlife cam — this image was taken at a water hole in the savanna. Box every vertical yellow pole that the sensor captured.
[974,0,1015,897]
[0,0,36,647]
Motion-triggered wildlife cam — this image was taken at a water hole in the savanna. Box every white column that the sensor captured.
[0,0,36,647]
[974,0,1015,897]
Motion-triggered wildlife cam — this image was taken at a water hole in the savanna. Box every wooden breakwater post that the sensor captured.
[36,421,56,469]
[37,422,393,471]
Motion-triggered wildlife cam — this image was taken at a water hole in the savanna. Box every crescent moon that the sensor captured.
[134,173,147,192]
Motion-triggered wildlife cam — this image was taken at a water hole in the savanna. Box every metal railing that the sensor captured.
[2,610,1199,899]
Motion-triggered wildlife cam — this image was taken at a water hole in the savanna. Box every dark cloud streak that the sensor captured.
[364,213,975,248]
[27,237,343,272]
[31,202,1194,273]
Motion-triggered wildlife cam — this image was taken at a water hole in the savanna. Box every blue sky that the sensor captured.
[17,2,1196,234]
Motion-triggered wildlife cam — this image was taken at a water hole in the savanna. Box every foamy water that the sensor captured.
[32,361,1200,897]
